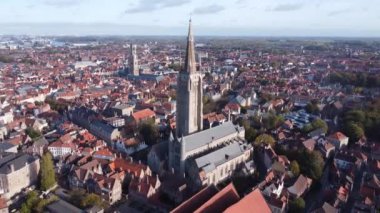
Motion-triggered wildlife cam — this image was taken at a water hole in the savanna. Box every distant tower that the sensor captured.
[176,18,203,137]
[129,44,139,76]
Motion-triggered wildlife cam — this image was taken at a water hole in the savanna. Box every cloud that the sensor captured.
[328,8,351,16]
[193,4,225,15]
[235,0,246,4]
[126,0,191,13]
[43,0,83,7]
[26,4,36,9]
[268,3,303,12]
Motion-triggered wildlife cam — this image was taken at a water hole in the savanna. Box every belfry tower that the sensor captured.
[129,44,139,76]
[175,19,203,137]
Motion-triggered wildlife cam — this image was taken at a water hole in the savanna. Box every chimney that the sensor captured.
[8,164,14,172]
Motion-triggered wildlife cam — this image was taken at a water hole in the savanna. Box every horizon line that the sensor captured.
[1,22,380,38]
[1,34,380,40]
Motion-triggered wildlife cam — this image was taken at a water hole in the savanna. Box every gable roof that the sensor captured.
[288,174,312,197]
[182,121,244,153]
[313,202,338,213]
[303,139,316,151]
[132,108,156,121]
[194,183,240,213]
[224,188,271,213]
[171,185,219,213]
[108,157,147,176]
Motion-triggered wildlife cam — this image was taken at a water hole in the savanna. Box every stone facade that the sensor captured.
[168,20,253,184]
[0,153,40,199]
[130,44,139,76]
[176,19,203,137]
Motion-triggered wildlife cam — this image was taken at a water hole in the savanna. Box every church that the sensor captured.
[150,19,254,189]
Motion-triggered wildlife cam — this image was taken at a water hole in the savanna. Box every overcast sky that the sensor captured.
[1,0,380,37]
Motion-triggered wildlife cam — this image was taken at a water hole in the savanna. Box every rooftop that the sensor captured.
[0,152,38,174]
[195,140,251,174]
[182,121,244,153]
[224,188,271,213]
[171,185,219,213]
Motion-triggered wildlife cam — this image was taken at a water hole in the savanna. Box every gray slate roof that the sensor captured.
[194,140,251,174]
[0,142,17,151]
[183,121,244,153]
[0,152,39,174]
[46,199,83,213]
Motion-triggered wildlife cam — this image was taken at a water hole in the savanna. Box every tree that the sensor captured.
[311,118,328,134]
[275,147,325,181]
[69,189,86,207]
[254,134,275,147]
[20,204,30,213]
[237,118,250,130]
[34,196,58,213]
[70,190,105,209]
[302,124,313,133]
[342,106,380,142]
[262,113,284,130]
[168,63,181,71]
[20,191,57,213]
[289,197,305,213]
[0,55,14,63]
[20,191,39,213]
[45,98,68,113]
[40,152,56,191]
[344,110,365,124]
[26,127,42,139]
[202,96,216,114]
[139,119,159,146]
[245,128,257,143]
[303,118,328,134]
[343,122,364,144]
[306,102,320,114]
[81,193,104,208]
[290,160,300,177]
[299,150,324,180]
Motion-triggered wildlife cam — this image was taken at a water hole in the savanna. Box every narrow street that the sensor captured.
[343,164,365,212]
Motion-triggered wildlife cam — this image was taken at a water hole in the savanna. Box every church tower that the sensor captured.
[129,44,139,76]
[176,19,203,137]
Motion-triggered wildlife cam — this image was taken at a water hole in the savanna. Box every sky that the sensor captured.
[1,0,380,37]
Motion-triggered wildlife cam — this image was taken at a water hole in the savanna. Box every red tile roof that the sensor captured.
[0,197,8,209]
[49,140,76,149]
[132,108,156,121]
[194,183,240,213]
[93,148,114,157]
[225,102,240,111]
[171,185,219,213]
[108,157,147,176]
[224,189,271,213]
